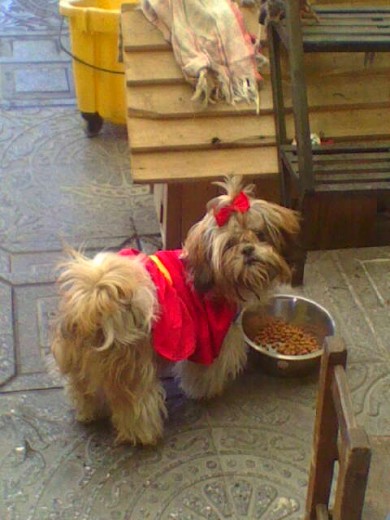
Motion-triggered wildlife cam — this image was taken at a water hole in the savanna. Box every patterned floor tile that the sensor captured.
[0,61,75,107]
[0,0,389,518]
[0,108,157,253]
[295,248,390,436]
[298,249,390,365]
[0,0,61,33]
[0,382,311,520]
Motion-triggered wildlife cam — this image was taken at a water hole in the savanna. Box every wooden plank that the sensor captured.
[126,107,390,154]
[304,34,390,45]
[304,108,390,142]
[124,69,390,120]
[304,26,390,35]
[121,9,169,51]
[301,52,390,79]
[126,112,275,152]
[315,170,390,184]
[111,50,386,88]
[304,338,347,520]
[125,52,183,85]
[309,17,390,26]
[315,181,390,193]
[121,5,260,52]
[284,142,390,154]
[303,192,378,247]
[159,183,183,249]
[315,0,388,4]
[126,83,261,119]
[314,5,390,14]
[332,427,371,520]
[316,505,330,520]
[304,71,390,112]
[311,13,390,22]
[130,147,278,183]
[288,151,390,164]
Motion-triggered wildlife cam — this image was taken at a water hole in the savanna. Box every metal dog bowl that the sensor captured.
[241,295,336,377]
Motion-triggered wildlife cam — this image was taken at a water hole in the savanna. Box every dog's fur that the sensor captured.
[51,176,300,445]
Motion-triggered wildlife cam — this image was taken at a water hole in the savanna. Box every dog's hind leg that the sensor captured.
[65,376,108,423]
[102,341,168,445]
[104,376,167,446]
[175,322,247,400]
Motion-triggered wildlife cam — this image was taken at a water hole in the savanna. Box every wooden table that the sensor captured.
[120,4,279,248]
[120,2,390,250]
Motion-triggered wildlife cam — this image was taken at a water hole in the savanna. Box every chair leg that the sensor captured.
[316,504,331,520]
[305,338,347,520]
[290,191,310,286]
[291,245,307,286]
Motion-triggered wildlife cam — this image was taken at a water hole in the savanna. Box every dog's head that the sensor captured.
[183,176,300,303]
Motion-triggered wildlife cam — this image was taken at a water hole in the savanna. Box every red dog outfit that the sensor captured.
[118,249,237,365]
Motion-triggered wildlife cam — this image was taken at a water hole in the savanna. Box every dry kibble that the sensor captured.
[253,317,320,356]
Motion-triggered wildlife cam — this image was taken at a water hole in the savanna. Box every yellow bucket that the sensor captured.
[59,0,137,133]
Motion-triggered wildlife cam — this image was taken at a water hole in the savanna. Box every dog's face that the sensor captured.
[183,176,300,303]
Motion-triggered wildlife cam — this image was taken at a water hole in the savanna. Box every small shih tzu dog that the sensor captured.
[51,176,300,445]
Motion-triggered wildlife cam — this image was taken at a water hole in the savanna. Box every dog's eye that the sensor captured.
[256,231,266,242]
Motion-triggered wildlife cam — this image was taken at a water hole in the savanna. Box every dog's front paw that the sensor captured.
[75,410,99,423]
[75,407,109,423]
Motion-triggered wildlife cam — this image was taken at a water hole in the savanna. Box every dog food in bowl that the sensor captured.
[253,317,321,356]
[241,295,336,377]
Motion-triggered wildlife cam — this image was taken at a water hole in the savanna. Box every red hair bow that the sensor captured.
[214,192,250,227]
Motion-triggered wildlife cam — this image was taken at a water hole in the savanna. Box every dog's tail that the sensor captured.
[51,250,157,372]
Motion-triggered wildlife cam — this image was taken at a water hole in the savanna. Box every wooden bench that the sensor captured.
[268,1,390,283]
[121,3,280,248]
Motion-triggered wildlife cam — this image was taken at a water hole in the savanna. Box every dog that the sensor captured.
[51,176,300,445]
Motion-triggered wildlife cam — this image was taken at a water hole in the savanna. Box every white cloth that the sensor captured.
[141,0,261,108]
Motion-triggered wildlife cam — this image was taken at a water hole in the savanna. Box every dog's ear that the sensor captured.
[260,202,303,278]
[183,220,214,293]
[257,202,301,248]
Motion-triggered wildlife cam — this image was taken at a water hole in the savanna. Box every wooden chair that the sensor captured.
[305,337,371,520]
[268,2,390,284]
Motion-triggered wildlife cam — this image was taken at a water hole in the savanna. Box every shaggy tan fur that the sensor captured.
[51,175,300,445]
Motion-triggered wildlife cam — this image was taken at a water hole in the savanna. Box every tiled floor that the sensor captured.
[0,2,389,519]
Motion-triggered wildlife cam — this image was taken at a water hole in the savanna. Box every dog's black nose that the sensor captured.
[242,245,255,256]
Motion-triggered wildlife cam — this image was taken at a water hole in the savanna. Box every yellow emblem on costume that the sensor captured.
[149,255,173,285]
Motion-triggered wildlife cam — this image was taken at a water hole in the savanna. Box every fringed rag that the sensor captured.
[141,0,261,109]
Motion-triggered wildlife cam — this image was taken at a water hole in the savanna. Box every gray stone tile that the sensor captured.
[291,248,390,436]
[348,361,390,436]
[0,386,310,520]
[14,65,70,93]
[0,0,389,517]
[0,61,75,107]
[298,249,390,365]
[0,0,61,34]
[140,235,164,254]
[0,108,157,253]
[0,35,70,62]
[13,37,69,62]
[0,37,12,57]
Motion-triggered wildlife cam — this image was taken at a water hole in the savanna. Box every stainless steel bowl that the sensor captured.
[241,295,336,377]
